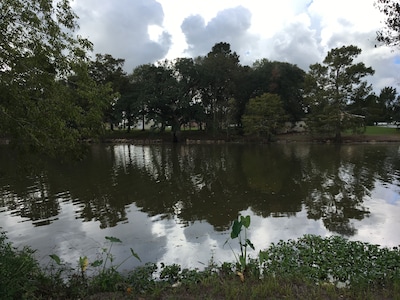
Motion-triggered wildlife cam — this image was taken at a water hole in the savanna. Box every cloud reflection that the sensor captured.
[1,143,400,269]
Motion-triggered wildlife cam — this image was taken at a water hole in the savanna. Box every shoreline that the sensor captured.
[99,132,400,145]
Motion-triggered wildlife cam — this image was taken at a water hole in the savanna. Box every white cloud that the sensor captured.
[70,0,400,92]
[268,13,322,70]
[72,0,172,72]
[181,6,254,58]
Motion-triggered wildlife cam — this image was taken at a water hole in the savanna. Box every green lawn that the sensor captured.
[364,125,399,135]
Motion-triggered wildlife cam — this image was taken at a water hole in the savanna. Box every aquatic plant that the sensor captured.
[224,215,255,273]
[259,234,400,287]
[1,228,400,298]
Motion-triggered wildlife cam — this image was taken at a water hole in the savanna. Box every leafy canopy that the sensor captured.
[375,0,400,48]
[0,0,114,157]
[242,93,287,140]
[304,45,374,141]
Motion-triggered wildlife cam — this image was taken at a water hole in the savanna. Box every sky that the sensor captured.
[70,0,400,93]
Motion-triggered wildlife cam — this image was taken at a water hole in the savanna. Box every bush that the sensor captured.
[0,231,41,299]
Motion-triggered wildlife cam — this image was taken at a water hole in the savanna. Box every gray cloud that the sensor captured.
[268,18,322,70]
[70,0,399,93]
[181,6,256,59]
[73,0,172,72]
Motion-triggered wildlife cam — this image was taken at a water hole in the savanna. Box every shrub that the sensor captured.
[0,231,41,299]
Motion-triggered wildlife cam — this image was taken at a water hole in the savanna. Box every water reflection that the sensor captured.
[1,143,400,268]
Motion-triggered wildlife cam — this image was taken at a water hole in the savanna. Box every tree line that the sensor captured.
[1,0,400,156]
[88,43,399,143]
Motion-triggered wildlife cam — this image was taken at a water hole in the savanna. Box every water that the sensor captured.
[1,143,400,271]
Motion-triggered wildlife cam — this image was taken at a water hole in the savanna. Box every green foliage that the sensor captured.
[113,43,306,140]
[251,59,306,121]
[47,235,141,295]
[304,45,374,141]
[0,0,115,157]
[375,0,400,48]
[89,236,141,276]
[1,229,400,298]
[128,262,158,293]
[160,263,182,284]
[364,125,399,135]
[242,93,287,140]
[88,54,127,130]
[224,215,255,272]
[196,42,241,135]
[0,231,41,299]
[259,234,400,287]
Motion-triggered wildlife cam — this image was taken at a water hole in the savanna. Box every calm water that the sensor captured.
[1,143,400,271]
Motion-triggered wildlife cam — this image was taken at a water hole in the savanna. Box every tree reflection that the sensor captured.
[0,150,60,226]
[0,143,399,235]
[302,145,384,235]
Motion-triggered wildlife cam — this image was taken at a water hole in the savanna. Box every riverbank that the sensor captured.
[2,231,399,299]
[100,127,400,145]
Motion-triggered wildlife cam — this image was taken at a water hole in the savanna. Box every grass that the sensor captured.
[1,230,400,299]
[100,125,400,145]
[364,125,399,135]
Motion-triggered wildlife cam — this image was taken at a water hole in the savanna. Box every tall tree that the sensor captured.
[230,65,253,128]
[88,54,127,130]
[375,0,400,48]
[196,42,241,135]
[125,60,198,142]
[172,57,204,134]
[378,86,399,121]
[117,64,154,132]
[0,0,111,156]
[251,59,306,121]
[65,62,116,139]
[304,45,375,142]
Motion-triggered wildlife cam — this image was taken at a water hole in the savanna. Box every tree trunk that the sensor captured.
[172,118,181,143]
[334,130,342,143]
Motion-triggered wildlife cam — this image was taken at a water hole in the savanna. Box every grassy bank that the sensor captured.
[100,125,400,144]
[1,230,399,299]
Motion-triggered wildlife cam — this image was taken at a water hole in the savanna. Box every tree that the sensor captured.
[65,62,116,139]
[229,65,253,128]
[0,0,111,156]
[88,54,127,130]
[242,93,287,140]
[304,45,375,142]
[124,59,198,142]
[196,42,241,135]
[251,59,306,121]
[378,86,399,121]
[375,0,400,48]
[116,64,154,132]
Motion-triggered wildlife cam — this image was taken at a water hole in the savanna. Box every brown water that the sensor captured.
[1,143,400,270]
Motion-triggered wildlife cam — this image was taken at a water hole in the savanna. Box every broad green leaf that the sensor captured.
[49,254,62,265]
[230,219,242,239]
[105,236,122,243]
[130,248,142,262]
[241,215,251,228]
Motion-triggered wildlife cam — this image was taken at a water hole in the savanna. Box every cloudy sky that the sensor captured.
[71,0,400,93]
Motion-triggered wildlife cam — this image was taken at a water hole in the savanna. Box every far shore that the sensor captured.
[100,131,400,145]
[2,129,400,148]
